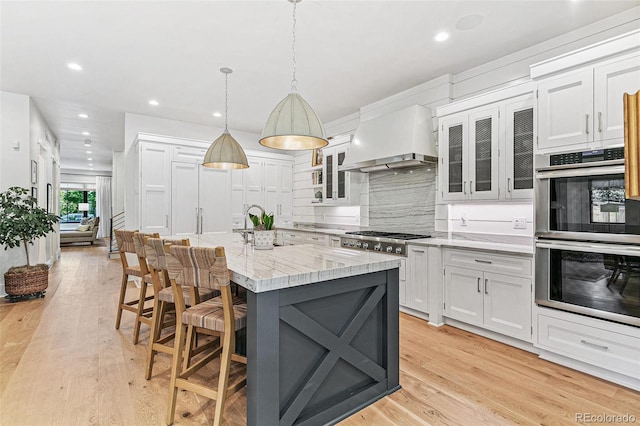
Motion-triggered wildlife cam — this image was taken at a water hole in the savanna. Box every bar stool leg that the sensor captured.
[167,320,188,425]
[115,273,129,329]
[133,280,149,344]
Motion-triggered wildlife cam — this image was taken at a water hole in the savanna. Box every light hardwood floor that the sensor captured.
[1,244,639,425]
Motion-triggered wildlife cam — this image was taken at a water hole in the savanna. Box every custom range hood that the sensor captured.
[340,105,437,172]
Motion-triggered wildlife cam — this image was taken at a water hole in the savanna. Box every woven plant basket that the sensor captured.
[4,268,49,296]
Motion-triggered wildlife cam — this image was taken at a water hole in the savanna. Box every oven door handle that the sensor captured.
[536,240,640,257]
[536,164,625,179]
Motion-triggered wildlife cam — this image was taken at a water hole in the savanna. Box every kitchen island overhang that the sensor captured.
[181,233,402,426]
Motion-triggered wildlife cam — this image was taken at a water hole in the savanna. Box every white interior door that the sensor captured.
[263,160,279,215]
[171,162,198,235]
[198,166,231,233]
[244,158,263,208]
[141,144,171,235]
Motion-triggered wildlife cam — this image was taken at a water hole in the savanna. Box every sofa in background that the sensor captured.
[60,217,100,245]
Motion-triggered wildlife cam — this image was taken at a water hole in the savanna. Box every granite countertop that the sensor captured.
[170,232,400,293]
[408,232,534,255]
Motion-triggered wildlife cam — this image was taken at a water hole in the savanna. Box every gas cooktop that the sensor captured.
[344,231,432,240]
[340,231,431,256]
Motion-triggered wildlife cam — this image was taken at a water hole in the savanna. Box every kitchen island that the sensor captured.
[178,232,402,426]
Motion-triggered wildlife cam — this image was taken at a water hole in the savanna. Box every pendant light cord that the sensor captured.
[291,0,297,92]
[225,72,229,131]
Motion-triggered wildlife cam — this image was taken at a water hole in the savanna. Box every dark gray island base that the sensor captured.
[247,268,400,426]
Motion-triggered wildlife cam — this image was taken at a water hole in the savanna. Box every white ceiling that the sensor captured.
[2,0,639,173]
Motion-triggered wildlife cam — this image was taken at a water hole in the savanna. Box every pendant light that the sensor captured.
[260,0,328,151]
[203,67,249,169]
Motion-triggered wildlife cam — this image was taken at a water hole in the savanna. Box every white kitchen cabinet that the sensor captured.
[277,229,327,246]
[322,141,361,205]
[536,53,640,152]
[537,309,640,379]
[504,95,535,200]
[329,236,341,248]
[139,142,171,235]
[171,161,230,235]
[443,248,532,342]
[231,156,294,229]
[441,107,500,201]
[404,245,429,313]
[438,84,534,202]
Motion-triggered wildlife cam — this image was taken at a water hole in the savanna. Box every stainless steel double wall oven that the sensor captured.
[535,147,640,326]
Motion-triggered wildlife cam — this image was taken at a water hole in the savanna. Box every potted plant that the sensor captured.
[249,211,275,250]
[0,186,59,300]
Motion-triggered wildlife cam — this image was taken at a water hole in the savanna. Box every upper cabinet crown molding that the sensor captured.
[530,29,640,79]
[437,81,534,117]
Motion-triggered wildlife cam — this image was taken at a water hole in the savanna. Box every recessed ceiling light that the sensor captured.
[86,151,92,154]
[148,99,159,106]
[456,14,484,31]
[67,63,83,71]
[434,32,449,42]
[82,131,90,136]
[87,158,93,161]
[88,163,93,166]
[78,113,89,119]
[213,112,222,118]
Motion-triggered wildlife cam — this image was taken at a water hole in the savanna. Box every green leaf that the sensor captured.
[0,187,60,266]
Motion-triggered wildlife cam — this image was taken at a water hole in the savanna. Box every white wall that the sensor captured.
[1,91,30,190]
[112,151,125,214]
[0,92,59,294]
[0,92,31,294]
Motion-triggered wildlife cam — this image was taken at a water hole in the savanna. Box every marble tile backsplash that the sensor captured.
[368,165,436,234]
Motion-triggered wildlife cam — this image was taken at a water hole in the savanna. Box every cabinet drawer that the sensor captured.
[279,231,306,245]
[538,315,640,378]
[305,234,328,246]
[444,248,532,276]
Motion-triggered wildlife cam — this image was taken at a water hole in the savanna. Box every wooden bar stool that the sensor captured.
[114,229,156,343]
[165,245,247,426]
[143,237,219,380]
[131,231,160,344]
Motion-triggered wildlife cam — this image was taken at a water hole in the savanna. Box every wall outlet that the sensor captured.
[513,217,527,229]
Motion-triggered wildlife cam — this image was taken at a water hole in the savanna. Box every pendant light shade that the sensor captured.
[203,67,249,169]
[260,0,328,151]
[203,130,248,169]
[260,92,328,150]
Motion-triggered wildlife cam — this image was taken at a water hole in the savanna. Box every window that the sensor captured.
[59,190,96,223]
